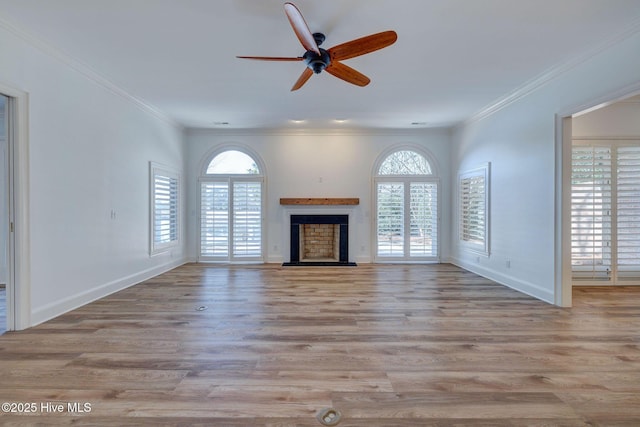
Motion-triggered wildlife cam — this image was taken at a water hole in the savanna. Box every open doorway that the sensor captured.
[570,95,640,286]
[558,92,640,307]
[0,83,30,332]
[0,94,8,333]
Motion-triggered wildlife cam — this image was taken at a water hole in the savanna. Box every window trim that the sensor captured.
[149,162,180,256]
[198,176,265,263]
[372,144,439,178]
[373,146,440,263]
[197,145,266,263]
[199,144,266,177]
[374,177,440,262]
[458,163,490,256]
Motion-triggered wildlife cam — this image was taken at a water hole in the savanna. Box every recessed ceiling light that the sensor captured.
[290,119,306,123]
[334,118,348,123]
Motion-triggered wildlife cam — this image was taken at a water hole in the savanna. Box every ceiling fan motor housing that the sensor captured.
[303,48,331,74]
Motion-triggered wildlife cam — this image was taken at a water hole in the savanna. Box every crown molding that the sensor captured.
[618,94,640,104]
[572,135,640,141]
[0,14,182,130]
[186,126,453,138]
[463,16,640,127]
[559,79,640,119]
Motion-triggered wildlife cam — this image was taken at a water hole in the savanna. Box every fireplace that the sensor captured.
[284,214,356,266]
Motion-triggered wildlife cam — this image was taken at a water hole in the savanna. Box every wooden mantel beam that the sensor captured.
[280,198,359,206]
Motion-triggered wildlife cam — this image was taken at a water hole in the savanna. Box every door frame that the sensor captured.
[373,177,441,263]
[0,82,31,330]
[555,82,640,307]
[197,176,266,263]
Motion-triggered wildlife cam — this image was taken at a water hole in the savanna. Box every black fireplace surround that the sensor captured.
[283,214,356,266]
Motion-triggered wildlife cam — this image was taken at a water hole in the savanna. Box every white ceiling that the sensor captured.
[1,0,640,130]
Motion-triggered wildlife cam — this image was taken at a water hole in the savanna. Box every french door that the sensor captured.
[571,141,640,284]
[375,179,439,261]
[199,178,263,262]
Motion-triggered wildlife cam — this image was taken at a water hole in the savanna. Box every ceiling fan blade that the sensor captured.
[236,56,303,61]
[291,68,314,91]
[284,2,320,55]
[325,61,370,87]
[328,30,397,61]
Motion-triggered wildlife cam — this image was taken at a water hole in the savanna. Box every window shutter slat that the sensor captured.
[199,176,263,261]
[571,146,612,281]
[617,146,640,281]
[377,182,405,256]
[233,181,262,257]
[200,181,229,256]
[410,182,438,256]
[459,173,487,247]
[152,170,179,250]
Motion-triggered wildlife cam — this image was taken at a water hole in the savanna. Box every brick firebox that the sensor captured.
[301,223,340,261]
[285,214,354,266]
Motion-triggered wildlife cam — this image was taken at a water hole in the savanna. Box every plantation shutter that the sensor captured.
[617,146,640,281]
[377,182,405,256]
[232,181,262,257]
[200,181,229,257]
[460,174,486,245]
[410,182,438,256]
[153,173,178,245]
[571,146,612,281]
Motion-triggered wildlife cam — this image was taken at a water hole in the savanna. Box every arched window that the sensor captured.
[374,147,439,262]
[206,150,260,174]
[378,150,432,175]
[199,147,264,262]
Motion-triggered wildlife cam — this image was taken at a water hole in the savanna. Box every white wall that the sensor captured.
[185,129,452,264]
[573,96,640,137]
[0,21,186,326]
[451,30,640,304]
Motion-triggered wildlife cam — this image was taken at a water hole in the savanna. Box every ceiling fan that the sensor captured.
[237,2,398,91]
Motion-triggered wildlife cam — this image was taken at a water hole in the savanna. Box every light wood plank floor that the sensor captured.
[0,263,639,426]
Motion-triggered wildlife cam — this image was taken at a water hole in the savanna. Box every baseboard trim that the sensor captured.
[451,257,555,304]
[31,258,188,327]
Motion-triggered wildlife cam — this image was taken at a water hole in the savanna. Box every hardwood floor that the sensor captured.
[0,263,639,426]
